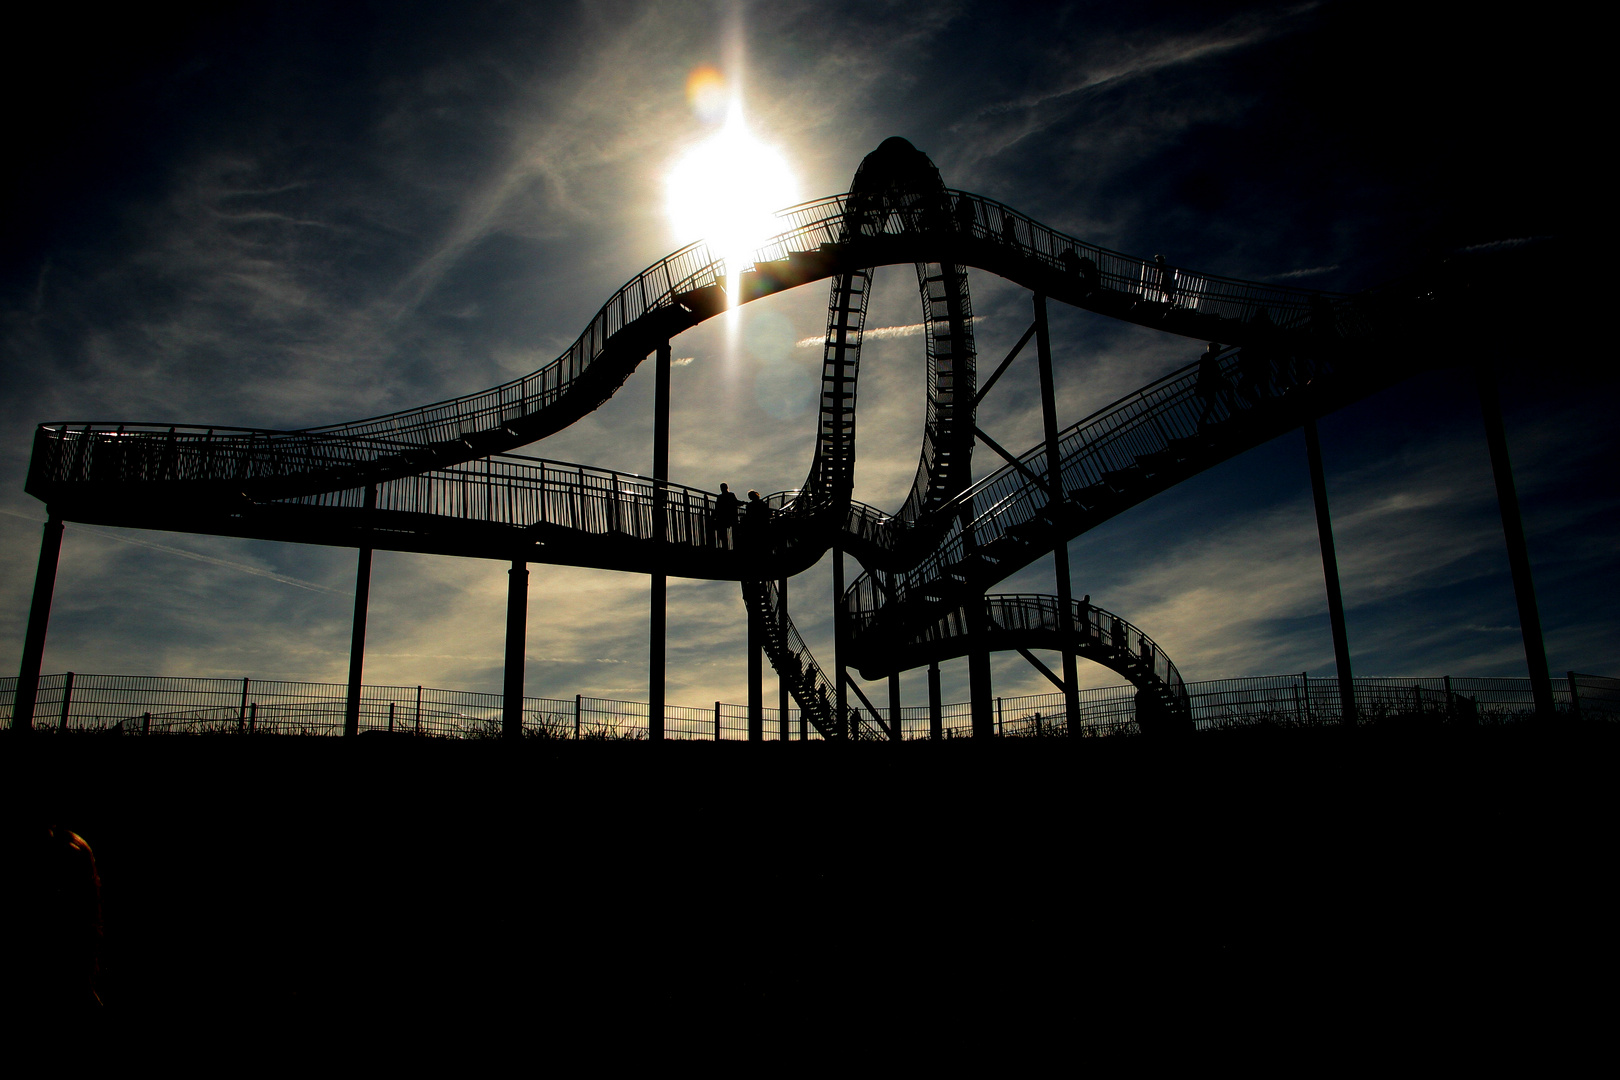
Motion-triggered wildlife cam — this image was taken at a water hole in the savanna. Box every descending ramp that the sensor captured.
[868,593,1190,733]
[741,579,889,740]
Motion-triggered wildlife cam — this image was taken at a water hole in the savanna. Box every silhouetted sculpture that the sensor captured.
[712,483,740,548]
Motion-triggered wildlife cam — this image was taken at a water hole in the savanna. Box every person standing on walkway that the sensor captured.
[712,483,740,549]
[743,489,771,549]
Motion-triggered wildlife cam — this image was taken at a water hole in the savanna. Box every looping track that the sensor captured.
[26,139,1543,739]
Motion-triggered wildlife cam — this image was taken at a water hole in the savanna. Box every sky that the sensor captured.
[1,0,1605,712]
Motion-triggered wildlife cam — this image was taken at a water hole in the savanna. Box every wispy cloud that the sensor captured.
[1266,264,1339,280]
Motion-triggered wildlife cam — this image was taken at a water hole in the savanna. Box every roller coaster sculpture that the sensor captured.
[20,139,1541,738]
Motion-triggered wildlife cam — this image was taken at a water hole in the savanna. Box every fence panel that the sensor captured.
[1,671,1606,737]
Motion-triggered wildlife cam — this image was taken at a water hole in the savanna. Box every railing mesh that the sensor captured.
[1,671,1600,739]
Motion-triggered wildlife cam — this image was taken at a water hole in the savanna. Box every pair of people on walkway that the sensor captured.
[711,484,771,549]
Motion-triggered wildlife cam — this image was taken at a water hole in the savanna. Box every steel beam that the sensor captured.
[778,578,790,741]
[888,672,901,742]
[343,485,377,737]
[649,339,671,740]
[928,660,943,739]
[503,559,528,740]
[1303,419,1356,724]
[748,593,763,741]
[1476,364,1554,714]
[1034,292,1081,733]
[833,546,847,739]
[12,515,64,734]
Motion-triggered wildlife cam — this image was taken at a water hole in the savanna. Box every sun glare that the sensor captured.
[667,98,799,305]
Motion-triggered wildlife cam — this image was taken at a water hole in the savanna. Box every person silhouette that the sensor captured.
[712,483,740,548]
[1154,254,1177,307]
[1196,342,1232,429]
[742,489,771,548]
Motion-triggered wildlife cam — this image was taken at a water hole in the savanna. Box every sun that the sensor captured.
[667,100,799,301]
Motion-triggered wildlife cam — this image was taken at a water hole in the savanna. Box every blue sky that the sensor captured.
[1,1,1605,709]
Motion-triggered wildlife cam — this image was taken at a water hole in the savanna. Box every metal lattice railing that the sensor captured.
[28,188,1346,503]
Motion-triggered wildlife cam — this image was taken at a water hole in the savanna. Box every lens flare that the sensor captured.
[686,65,728,124]
[666,100,799,307]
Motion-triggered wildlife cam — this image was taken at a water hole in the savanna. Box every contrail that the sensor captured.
[796,314,986,349]
[1,509,349,596]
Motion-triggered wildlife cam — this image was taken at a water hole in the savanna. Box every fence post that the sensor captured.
[575,694,582,739]
[249,701,257,734]
[416,685,423,735]
[388,701,395,733]
[1301,672,1312,724]
[239,676,250,729]
[142,711,151,735]
[57,671,75,732]
[714,700,721,742]
[997,696,1004,737]
[1445,675,1454,720]
[1567,671,1581,719]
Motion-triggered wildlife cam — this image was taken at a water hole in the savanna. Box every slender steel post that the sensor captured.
[969,631,993,738]
[57,671,74,732]
[1476,364,1554,715]
[928,660,943,740]
[12,515,65,733]
[888,672,901,742]
[748,594,764,742]
[1034,293,1080,731]
[1303,420,1356,724]
[503,558,528,740]
[833,546,847,739]
[343,485,377,738]
[778,579,790,741]
[650,339,672,740]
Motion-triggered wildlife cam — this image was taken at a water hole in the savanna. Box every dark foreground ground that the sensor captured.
[4,721,1615,1041]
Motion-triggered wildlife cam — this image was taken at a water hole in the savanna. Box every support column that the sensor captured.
[748,593,763,741]
[1303,420,1356,725]
[888,672,901,742]
[778,578,790,741]
[1476,364,1554,715]
[1034,292,1080,732]
[344,484,377,738]
[833,546,848,739]
[503,558,528,740]
[649,339,672,741]
[969,632,993,738]
[928,660,943,740]
[12,515,64,734]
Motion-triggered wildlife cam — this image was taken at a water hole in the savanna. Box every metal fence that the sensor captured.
[0,671,1606,739]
